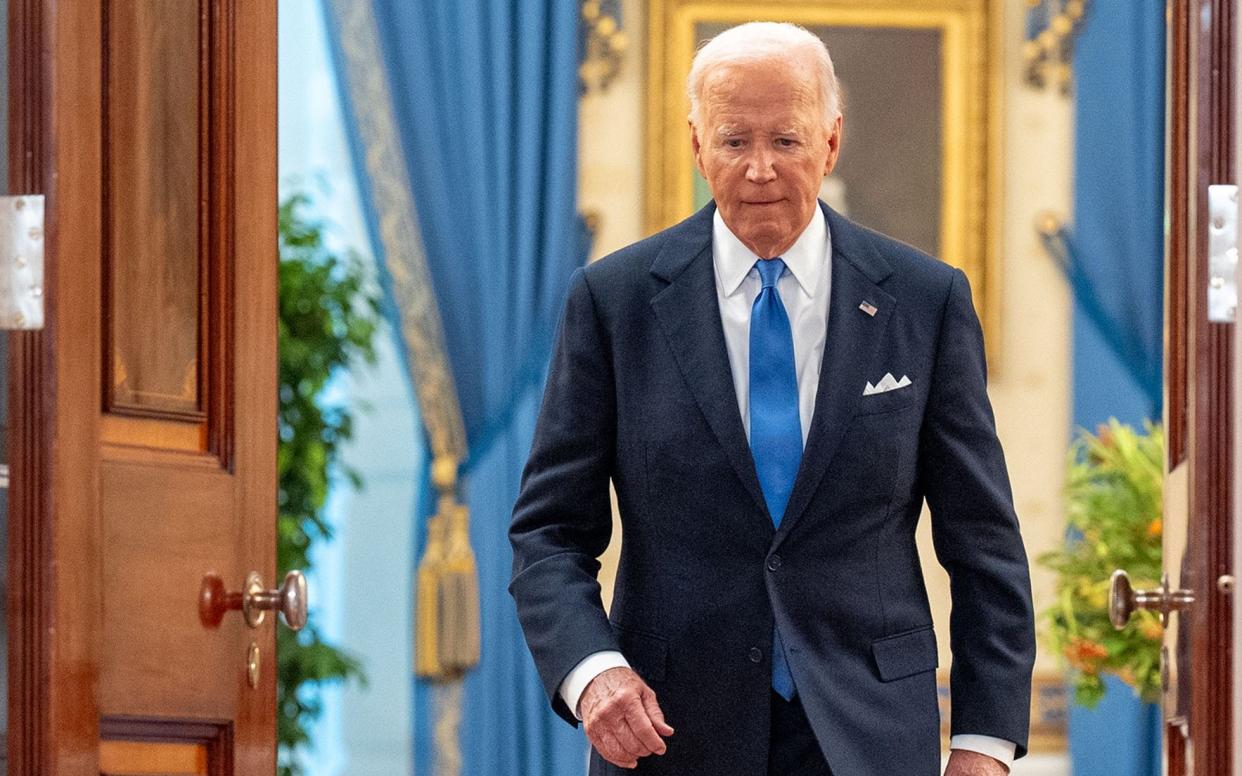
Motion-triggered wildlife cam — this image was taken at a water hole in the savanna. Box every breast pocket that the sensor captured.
[855,385,917,417]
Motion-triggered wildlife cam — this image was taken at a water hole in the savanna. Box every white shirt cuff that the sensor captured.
[558,650,631,720]
[950,734,1016,768]
[562,656,1018,765]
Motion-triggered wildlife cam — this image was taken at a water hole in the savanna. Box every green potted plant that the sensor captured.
[1038,418,1163,706]
[277,192,380,775]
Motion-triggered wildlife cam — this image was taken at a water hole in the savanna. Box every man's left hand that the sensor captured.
[944,750,1009,775]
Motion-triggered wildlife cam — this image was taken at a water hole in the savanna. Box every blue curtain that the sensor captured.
[325,1,590,774]
[1070,0,1165,426]
[371,2,586,447]
[1067,1,1165,774]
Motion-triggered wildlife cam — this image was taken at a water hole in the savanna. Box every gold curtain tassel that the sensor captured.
[417,456,480,679]
[414,512,448,678]
[437,503,481,672]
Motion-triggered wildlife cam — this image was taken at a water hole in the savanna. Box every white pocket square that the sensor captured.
[863,373,912,396]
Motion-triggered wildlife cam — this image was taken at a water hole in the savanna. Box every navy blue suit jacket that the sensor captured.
[509,201,1035,775]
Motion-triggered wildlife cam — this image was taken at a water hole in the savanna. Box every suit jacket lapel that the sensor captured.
[649,203,772,522]
[774,205,896,549]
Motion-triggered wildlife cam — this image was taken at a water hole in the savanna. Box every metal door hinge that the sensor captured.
[0,195,44,330]
[1208,184,1238,323]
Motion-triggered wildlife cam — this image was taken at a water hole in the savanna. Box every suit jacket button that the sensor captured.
[767,555,782,571]
[748,647,763,663]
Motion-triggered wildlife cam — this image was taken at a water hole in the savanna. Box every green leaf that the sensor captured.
[276,191,379,774]
[1036,420,1164,707]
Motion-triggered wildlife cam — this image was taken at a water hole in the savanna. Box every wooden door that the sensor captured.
[1158,0,1234,773]
[6,1,279,774]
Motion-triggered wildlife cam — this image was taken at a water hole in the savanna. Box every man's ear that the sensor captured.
[690,119,708,179]
[823,115,843,176]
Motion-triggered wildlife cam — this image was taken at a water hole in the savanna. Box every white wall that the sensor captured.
[316,334,422,775]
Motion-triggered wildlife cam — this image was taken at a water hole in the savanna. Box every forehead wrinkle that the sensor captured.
[710,118,811,137]
[704,61,821,99]
[700,76,825,130]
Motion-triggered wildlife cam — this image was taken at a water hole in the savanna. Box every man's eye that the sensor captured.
[724,138,744,148]
[776,138,797,147]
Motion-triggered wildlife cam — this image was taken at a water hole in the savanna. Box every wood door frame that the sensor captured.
[1235,0,1242,757]
[1168,0,1235,772]
[7,0,106,774]
[5,0,46,770]
[1191,0,1234,770]
[7,1,278,773]
[1235,0,1242,761]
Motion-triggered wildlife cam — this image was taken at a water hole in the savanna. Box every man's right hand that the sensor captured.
[579,666,675,769]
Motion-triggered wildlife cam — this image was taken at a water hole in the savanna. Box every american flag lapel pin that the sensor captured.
[858,300,878,317]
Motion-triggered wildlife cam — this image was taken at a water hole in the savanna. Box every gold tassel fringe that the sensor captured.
[415,512,447,678]
[438,502,481,671]
[415,455,481,680]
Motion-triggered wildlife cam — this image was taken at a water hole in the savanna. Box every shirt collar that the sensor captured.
[712,205,829,299]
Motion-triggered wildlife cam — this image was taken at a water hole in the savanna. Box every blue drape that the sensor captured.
[373,1,586,450]
[1070,0,1165,426]
[327,1,589,773]
[1067,2,1165,774]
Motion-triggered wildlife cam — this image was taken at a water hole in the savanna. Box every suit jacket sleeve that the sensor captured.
[509,266,622,726]
[919,268,1036,757]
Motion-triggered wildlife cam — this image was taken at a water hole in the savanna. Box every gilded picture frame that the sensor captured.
[645,0,1002,361]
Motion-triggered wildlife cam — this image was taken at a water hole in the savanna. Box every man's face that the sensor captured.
[691,58,842,259]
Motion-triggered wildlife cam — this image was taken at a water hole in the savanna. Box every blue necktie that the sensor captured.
[748,258,801,701]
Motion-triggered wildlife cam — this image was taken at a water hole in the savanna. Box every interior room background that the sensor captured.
[270,1,1164,774]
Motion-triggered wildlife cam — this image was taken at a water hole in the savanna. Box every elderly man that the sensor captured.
[509,22,1034,776]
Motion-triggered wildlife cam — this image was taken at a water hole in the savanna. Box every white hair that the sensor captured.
[686,22,842,127]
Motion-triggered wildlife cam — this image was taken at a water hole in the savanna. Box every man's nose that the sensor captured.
[745,148,777,183]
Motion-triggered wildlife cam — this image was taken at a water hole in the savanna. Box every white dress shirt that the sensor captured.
[560,207,1016,768]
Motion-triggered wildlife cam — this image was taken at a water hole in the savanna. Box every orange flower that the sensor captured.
[1064,637,1109,671]
[1146,518,1162,538]
[1096,424,1114,448]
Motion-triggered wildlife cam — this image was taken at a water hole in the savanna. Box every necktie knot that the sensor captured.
[756,258,785,290]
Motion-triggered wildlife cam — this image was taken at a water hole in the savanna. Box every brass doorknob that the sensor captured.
[200,570,309,631]
[1109,569,1194,629]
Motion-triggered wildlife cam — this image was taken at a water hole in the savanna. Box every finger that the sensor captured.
[641,688,675,737]
[611,713,652,759]
[590,728,626,767]
[622,715,663,758]
[624,718,665,758]
[587,695,646,759]
[598,730,639,769]
[625,697,667,755]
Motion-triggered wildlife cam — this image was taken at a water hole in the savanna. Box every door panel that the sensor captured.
[103,0,205,420]
[1162,0,1235,773]
[6,1,277,774]
[99,719,230,776]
